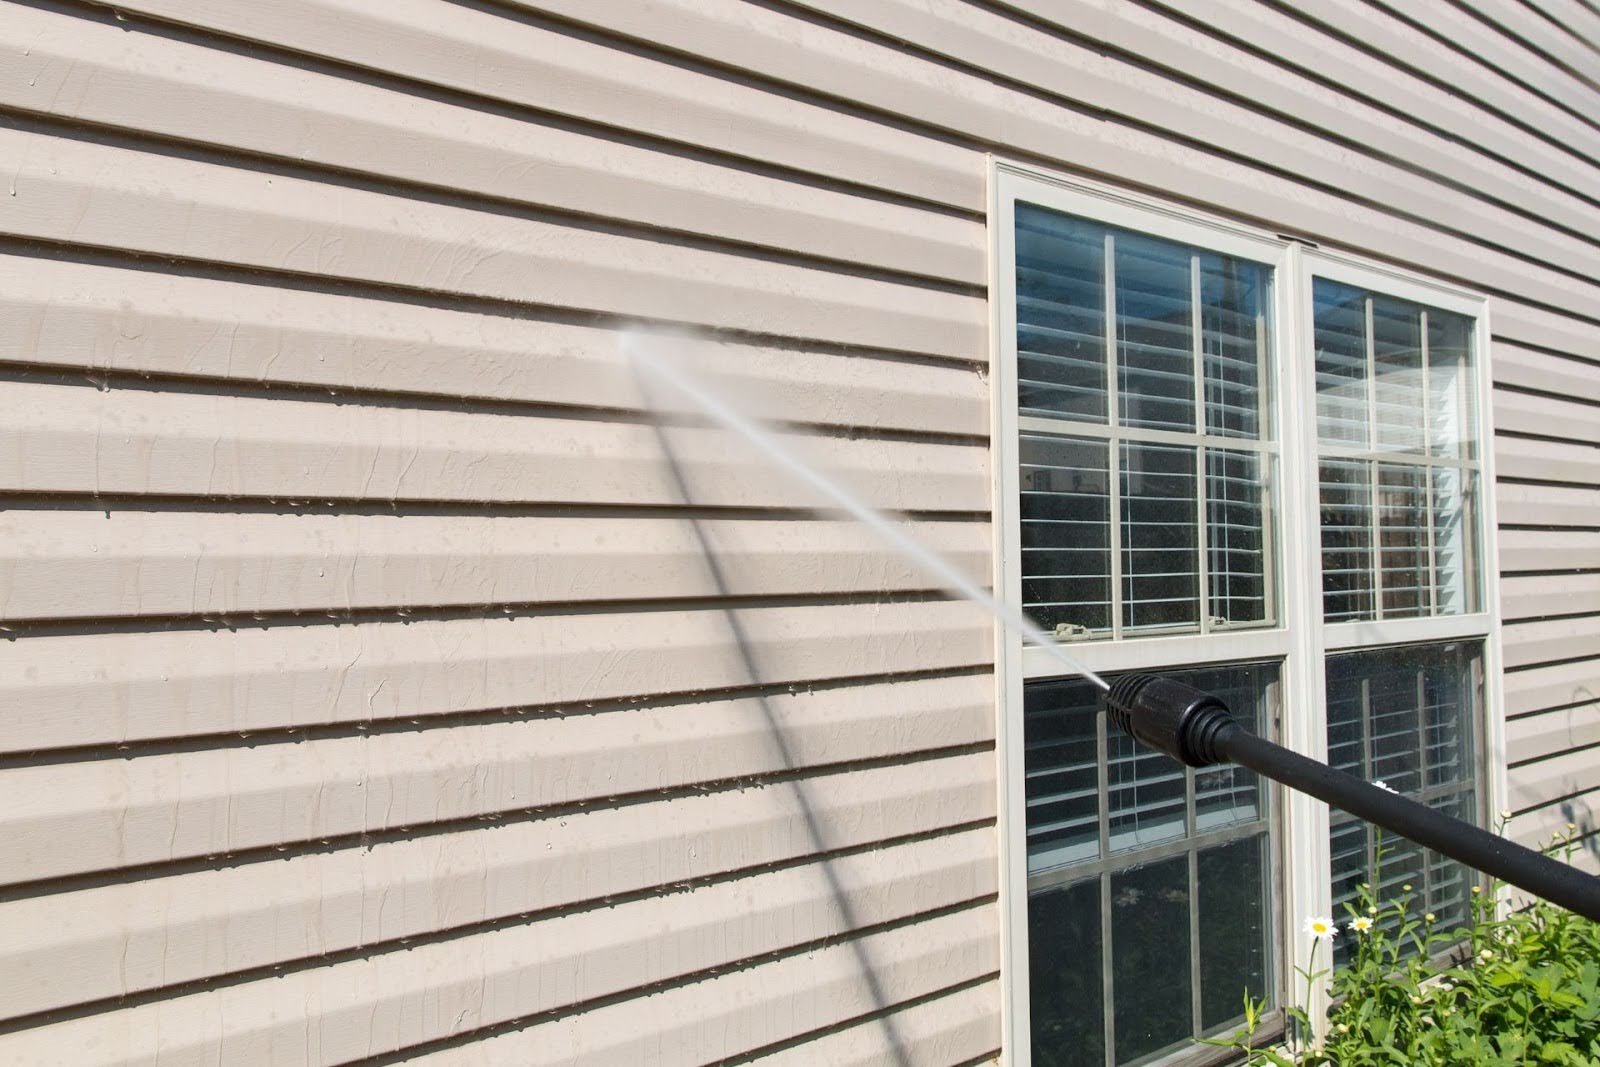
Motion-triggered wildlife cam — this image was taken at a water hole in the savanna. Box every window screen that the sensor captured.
[1313,280,1480,622]
[1326,642,1482,964]
[1016,203,1276,639]
[1026,663,1277,1066]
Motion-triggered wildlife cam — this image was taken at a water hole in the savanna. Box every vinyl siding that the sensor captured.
[0,0,1596,1063]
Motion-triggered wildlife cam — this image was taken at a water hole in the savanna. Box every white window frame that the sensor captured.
[989,158,1505,1066]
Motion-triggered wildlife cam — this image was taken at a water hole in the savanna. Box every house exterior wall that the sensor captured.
[0,0,1595,1063]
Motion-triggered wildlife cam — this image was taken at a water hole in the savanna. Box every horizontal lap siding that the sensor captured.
[0,0,1597,1062]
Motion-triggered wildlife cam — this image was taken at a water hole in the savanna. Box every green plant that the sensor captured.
[1209,825,1600,1066]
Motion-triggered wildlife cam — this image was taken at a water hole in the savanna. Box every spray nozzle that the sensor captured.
[1103,674,1243,767]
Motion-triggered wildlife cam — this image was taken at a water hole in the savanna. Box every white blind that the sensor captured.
[1326,643,1480,959]
[1014,201,1274,638]
[1312,279,1480,622]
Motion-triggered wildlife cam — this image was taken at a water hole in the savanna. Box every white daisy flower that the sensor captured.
[1304,916,1338,941]
[1348,916,1374,933]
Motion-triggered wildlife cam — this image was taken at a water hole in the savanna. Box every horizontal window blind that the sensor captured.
[1312,280,1480,622]
[1025,663,1276,1066]
[1015,201,1276,640]
[1326,642,1481,963]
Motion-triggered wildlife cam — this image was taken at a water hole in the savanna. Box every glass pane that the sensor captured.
[1113,856,1193,1062]
[1367,662,1423,797]
[1326,662,1365,780]
[1022,434,1112,633]
[1314,278,1368,449]
[1199,836,1271,1030]
[1017,204,1108,423]
[1026,676,1103,873]
[1108,710,1187,854]
[1327,642,1482,961]
[1116,234,1194,433]
[1424,648,1474,788]
[1121,442,1200,631]
[1427,792,1477,931]
[1029,878,1105,1067]
[1320,460,1374,621]
[1329,819,1368,963]
[1427,310,1474,461]
[1371,296,1425,453]
[1207,449,1269,627]
[1194,663,1270,830]
[1432,466,1476,616]
[1200,253,1268,440]
[1377,463,1428,618]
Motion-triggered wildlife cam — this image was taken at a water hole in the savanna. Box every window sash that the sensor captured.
[992,163,1501,1067]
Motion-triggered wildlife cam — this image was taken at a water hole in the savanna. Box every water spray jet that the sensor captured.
[623,331,1600,923]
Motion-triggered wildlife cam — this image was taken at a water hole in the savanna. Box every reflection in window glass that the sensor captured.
[1320,460,1374,621]
[1113,856,1193,1060]
[1029,879,1105,1067]
[1208,449,1269,626]
[1017,205,1108,423]
[1026,663,1276,1066]
[1313,279,1368,449]
[1202,254,1267,439]
[1117,233,1195,433]
[1312,282,1480,621]
[1326,642,1481,964]
[1377,464,1429,619]
[1021,435,1112,633]
[1013,201,1276,640]
[1121,443,1199,631]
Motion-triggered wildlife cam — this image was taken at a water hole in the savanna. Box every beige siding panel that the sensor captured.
[1508,701,1600,765]
[0,599,992,752]
[36,0,982,212]
[80,0,1600,327]
[1507,744,1600,813]
[0,127,982,359]
[1500,528,1600,575]
[1522,0,1600,69]
[1505,812,1600,870]
[1462,0,1600,87]
[750,979,1000,1067]
[1495,481,1600,528]
[1494,344,1600,405]
[1504,615,1600,668]
[0,511,988,622]
[0,780,995,1020]
[1495,435,1600,486]
[984,0,1600,230]
[0,675,993,884]
[0,872,996,1066]
[1282,0,1600,165]
[1495,389,1600,447]
[0,5,980,285]
[1506,658,1600,716]
[369,907,999,1067]
[772,0,1600,281]
[0,256,989,428]
[1440,0,1600,111]
[1501,572,1600,621]
[1493,302,1600,363]
[2,382,986,509]
[1150,0,1600,207]
[498,0,1600,322]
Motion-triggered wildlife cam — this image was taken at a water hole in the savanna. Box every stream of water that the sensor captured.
[623,331,1108,692]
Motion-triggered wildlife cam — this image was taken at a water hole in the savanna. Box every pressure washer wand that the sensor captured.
[1104,674,1600,923]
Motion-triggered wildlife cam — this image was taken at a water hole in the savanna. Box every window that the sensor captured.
[1016,203,1277,638]
[992,163,1500,1067]
[1026,664,1276,1065]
